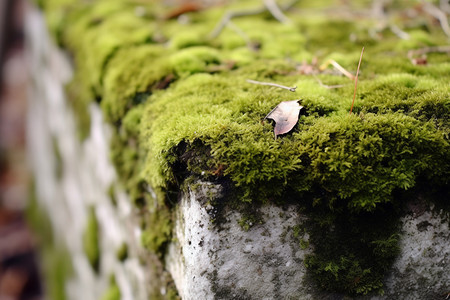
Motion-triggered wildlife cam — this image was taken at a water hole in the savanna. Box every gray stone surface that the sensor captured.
[167,182,450,300]
[384,207,449,299]
[166,181,312,300]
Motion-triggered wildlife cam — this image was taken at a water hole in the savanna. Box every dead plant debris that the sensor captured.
[264,100,303,139]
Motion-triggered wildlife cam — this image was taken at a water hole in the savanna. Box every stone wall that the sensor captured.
[26,7,151,300]
[26,2,449,300]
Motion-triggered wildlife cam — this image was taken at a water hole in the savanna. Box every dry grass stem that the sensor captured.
[320,59,355,80]
[349,47,365,115]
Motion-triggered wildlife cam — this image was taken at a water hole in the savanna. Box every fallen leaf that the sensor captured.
[164,3,203,20]
[264,100,303,138]
[411,57,427,65]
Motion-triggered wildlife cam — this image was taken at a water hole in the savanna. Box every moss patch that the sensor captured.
[141,205,173,257]
[303,202,401,295]
[26,184,73,300]
[40,0,449,296]
[100,275,121,300]
[141,73,448,210]
[116,242,128,262]
[83,206,100,272]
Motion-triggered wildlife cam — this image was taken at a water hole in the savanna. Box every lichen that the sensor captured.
[40,0,450,296]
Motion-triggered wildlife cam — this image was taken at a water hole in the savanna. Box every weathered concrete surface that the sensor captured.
[166,181,312,300]
[384,207,449,300]
[166,183,449,300]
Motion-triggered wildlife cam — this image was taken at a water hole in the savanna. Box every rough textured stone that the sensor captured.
[166,184,450,300]
[166,181,311,300]
[384,207,449,299]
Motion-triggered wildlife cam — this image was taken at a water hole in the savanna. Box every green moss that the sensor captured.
[52,137,63,178]
[39,0,79,39]
[299,239,309,250]
[116,242,128,262]
[42,247,73,300]
[301,19,365,52]
[303,203,401,296]
[109,104,149,207]
[170,46,222,77]
[108,185,117,207]
[62,2,155,94]
[219,18,307,59]
[26,184,73,300]
[141,69,448,209]
[168,28,209,50]
[395,30,437,51]
[166,286,181,300]
[46,0,160,137]
[141,206,173,257]
[83,206,100,272]
[238,214,259,231]
[100,275,121,300]
[102,45,173,122]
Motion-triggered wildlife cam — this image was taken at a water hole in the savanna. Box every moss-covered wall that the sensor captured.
[27,185,73,300]
[36,0,449,297]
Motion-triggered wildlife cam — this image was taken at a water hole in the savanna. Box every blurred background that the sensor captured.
[0,0,43,299]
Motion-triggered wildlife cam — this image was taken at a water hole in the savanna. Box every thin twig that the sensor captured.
[407,45,450,65]
[313,74,346,89]
[247,79,297,92]
[390,24,410,40]
[407,45,450,58]
[263,0,291,24]
[370,0,410,40]
[441,0,450,14]
[422,1,450,38]
[209,0,300,39]
[209,8,265,39]
[350,47,365,115]
[226,21,253,49]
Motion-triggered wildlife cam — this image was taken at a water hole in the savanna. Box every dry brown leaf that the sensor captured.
[164,3,204,20]
[264,100,303,138]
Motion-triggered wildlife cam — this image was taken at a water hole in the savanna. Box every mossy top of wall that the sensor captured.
[40,0,449,210]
